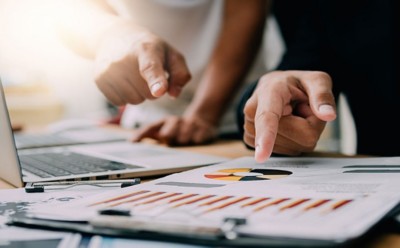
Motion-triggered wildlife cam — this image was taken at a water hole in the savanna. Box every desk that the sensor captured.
[1,139,399,248]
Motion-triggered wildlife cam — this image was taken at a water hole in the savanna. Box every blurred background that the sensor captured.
[0,0,355,154]
[0,0,109,127]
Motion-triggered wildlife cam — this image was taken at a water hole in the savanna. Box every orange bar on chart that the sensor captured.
[253,198,290,212]
[135,192,182,206]
[172,195,215,208]
[203,196,251,214]
[241,197,270,208]
[110,192,165,207]
[198,196,233,206]
[279,199,310,211]
[303,199,331,211]
[88,190,150,207]
[168,194,199,203]
[331,199,353,210]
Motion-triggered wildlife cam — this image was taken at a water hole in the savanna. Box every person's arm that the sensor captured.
[132,0,269,145]
[184,0,269,133]
[56,0,122,59]
[242,70,337,162]
[56,0,191,103]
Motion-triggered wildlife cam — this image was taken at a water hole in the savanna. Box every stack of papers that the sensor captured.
[12,156,400,246]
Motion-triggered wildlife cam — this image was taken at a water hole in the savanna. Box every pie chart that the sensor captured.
[204,168,292,181]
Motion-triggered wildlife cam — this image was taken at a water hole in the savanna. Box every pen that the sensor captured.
[25,178,141,193]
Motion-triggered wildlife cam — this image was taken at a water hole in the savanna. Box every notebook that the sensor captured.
[0,79,227,188]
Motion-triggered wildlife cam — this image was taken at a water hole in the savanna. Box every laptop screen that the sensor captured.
[0,78,24,187]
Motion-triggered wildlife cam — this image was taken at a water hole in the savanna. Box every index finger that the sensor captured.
[137,45,169,97]
[253,84,287,163]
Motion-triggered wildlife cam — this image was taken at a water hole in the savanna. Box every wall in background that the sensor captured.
[0,0,108,125]
[0,0,354,153]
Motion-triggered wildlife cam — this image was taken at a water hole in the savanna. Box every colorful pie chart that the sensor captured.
[204,168,292,181]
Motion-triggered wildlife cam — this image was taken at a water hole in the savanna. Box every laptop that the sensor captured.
[14,123,130,149]
[0,79,227,188]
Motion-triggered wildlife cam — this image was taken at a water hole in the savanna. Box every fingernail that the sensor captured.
[318,104,334,114]
[255,144,261,158]
[151,82,163,95]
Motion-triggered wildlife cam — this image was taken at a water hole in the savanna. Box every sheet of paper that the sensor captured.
[0,186,114,243]
[26,156,400,242]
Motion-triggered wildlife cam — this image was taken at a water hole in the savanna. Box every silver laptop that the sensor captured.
[14,122,129,149]
[0,79,227,187]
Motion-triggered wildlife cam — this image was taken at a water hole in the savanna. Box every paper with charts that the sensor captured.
[28,156,400,242]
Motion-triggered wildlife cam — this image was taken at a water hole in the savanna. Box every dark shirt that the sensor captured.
[237,0,400,156]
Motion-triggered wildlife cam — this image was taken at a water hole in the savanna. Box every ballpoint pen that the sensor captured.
[24,178,141,193]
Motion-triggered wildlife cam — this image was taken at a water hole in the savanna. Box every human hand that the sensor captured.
[94,24,191,105]
[243,71,337,162]
[131,115,218,146]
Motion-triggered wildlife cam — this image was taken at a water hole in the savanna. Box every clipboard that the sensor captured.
[8,156,400,247]
[8,210,400,248]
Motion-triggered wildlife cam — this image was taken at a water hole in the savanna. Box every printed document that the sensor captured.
[26,156,400,242]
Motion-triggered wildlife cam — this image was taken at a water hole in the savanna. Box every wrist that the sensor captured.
[184,103,222,127]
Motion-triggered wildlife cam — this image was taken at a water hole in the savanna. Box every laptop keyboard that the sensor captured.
[19,152,142,178]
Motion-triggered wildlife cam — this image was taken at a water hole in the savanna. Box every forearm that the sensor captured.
[186,0,270,125]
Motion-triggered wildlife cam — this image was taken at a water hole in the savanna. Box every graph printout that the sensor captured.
[29,156,400,241]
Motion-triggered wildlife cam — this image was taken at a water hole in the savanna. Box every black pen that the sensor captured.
[25,178,141,193]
